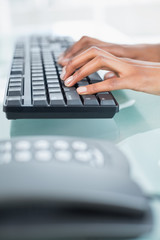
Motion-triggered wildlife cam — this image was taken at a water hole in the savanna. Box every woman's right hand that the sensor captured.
[58,36,160,65]
[60,46,160,96]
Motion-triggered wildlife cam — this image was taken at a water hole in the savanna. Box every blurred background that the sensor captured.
[1,0,160,100]
[1,0,160,37]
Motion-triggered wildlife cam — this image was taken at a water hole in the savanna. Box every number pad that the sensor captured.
[0,138,105,168]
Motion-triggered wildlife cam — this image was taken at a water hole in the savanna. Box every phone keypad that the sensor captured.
[0,138,105,168]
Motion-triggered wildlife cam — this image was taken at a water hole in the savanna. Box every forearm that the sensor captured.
[123,43,160,62]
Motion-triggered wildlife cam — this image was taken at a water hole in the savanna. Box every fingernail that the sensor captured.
[64,76,74,86]
[60,66,66,80]
[58,56,63,63]
[107,72,115,78]
[58,53,64,60]
[77,86,87,94]
[62,58,70,63]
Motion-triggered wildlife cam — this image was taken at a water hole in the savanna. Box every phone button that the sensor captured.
[15,151,31,162]
[75,151,92,162]
[72,141,87,151]
[35,150,52,162]
[55,151,71,162]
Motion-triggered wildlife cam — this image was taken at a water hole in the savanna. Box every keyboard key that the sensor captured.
[47,79,59,84]
[46,72,57,76]
[63,86,76,92]
[6,96,22,106]
[32,81,44,86]
[9,82,21,87]
[49,88,61,93]
[46,75,59,80]
[77,81,89,87]
[88,73,101,83]
[44,66,55,69]
[98,93,115,106]
[45,69,57,73]
[33,96,48,106]
[32,66,43,70]
[8,87,22,96]
[12,64,23,69]
[9,78,22,83]
[33,90,46,96]
[32,85,45,90]
[32,77,44,81]
[65,91,82,106]
[9,74,22,79]
[48,83,60,88]
[11,69,23,74]
[32,70,43,74]
[82,95,99,106]
[32,73,44,77]
[49,93,65,105]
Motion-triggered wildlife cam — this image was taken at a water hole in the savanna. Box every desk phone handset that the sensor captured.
[0,136,152,239]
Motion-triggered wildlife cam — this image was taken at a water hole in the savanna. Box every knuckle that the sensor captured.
[89,84,98,93]
[66,59,75,70]
[89,46,100,55]
[95,55,105,65]
[108,79,117,89]
[80,35,90,43]
[75,69,83,79]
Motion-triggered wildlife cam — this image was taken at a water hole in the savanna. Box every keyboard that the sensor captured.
[3,36,119,119]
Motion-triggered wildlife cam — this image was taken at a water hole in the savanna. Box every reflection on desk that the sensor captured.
[10,118,119,142]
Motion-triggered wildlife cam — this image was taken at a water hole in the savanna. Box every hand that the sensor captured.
[60,46,160,96]
[58,36,160,65]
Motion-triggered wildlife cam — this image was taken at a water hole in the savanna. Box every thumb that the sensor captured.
[104,71,117,80]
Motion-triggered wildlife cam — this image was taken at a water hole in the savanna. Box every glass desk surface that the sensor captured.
[0,35,160,240]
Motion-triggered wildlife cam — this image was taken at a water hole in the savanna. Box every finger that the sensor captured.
[64,56,103,87]
[63,53,130,87]
[61,47,129,81]
[58,46,88,66]
[59,36,105,63]
[60,36,91,60]
[58,44,114,66]
[77,77,127,95]
[104,71,117,80]
[61,47,103,80]
[58,44,119,66]
[58,46,96,66]
[62,43,108,61]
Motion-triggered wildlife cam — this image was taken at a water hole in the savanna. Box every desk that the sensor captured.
[0,22,160,239]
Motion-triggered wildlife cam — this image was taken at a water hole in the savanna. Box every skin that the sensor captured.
[58,36,160,96]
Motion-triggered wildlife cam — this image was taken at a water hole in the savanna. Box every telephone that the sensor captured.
[0,136,153,239]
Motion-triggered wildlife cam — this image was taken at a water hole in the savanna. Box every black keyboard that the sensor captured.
[3,36,119,119]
